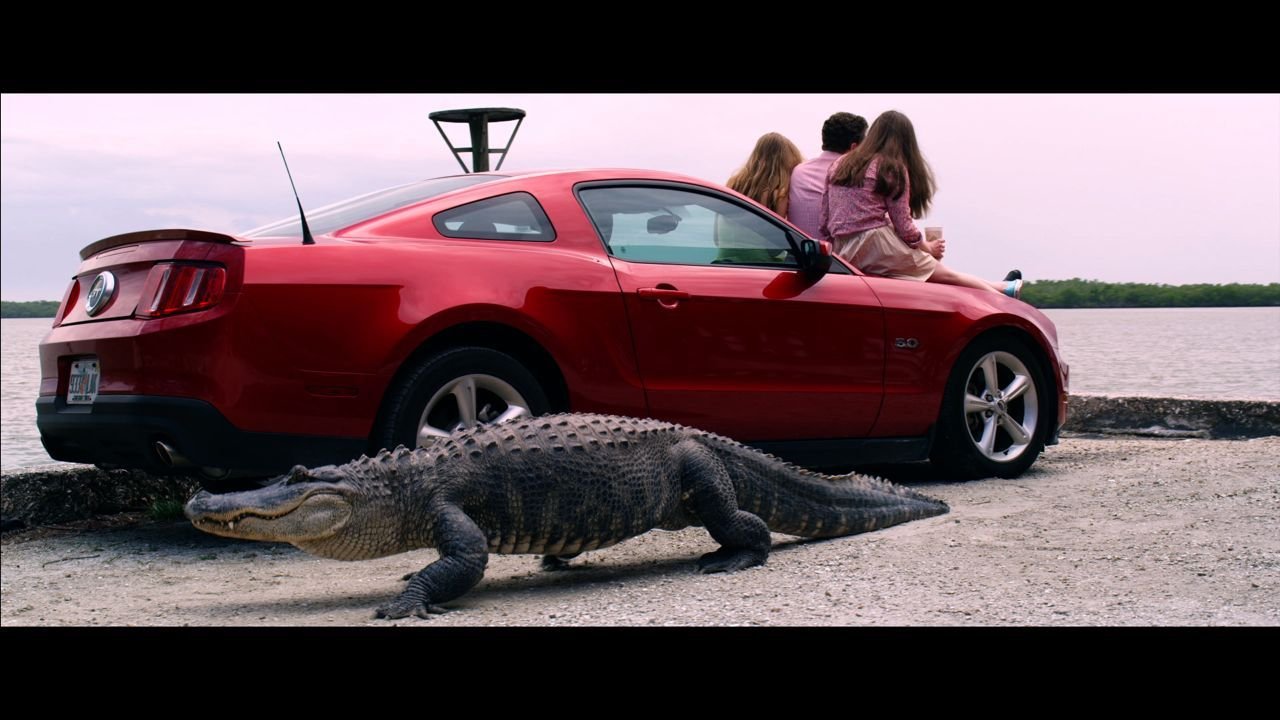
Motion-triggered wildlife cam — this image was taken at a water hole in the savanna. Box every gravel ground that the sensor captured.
[2,434,1276,627]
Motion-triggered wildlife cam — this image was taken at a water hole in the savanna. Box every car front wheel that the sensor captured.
[373,346,550,452]
[931,336,1049,479]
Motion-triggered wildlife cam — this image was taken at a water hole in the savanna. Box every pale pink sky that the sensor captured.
[2,93,1277,300]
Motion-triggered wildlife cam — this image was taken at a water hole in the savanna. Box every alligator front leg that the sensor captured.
[376,504,489,619]
[674,439,772,573]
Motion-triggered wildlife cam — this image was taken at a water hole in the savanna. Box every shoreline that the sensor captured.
[1066,395,1280,439]
[3,394,1277,530]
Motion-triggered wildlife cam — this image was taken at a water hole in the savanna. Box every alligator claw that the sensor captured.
[697,548,767,574]
[376,600,449,620]
[375,604,406,619]
[539,555,574,572]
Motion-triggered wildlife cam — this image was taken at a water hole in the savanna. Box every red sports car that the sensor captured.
[37,168,1068,488]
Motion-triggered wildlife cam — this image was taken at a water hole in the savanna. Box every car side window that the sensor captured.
[578,186,797,267]
[433,192,556,241]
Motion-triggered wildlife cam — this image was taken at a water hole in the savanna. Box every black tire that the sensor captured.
[931,335,1051,479]
[373,346,550,453]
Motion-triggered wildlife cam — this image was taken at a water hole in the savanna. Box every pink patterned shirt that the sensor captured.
[786,150,843,238]
[819,157,922,247]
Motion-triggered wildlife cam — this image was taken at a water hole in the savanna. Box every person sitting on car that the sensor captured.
[718,132,804,265]
[820,110,1024,298]
[787,111,867,239]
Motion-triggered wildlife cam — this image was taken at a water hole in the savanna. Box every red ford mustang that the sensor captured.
[37,168,1068,488]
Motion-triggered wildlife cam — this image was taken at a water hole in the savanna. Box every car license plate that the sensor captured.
[68,358,100,405]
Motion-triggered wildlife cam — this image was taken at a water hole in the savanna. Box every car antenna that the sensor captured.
[276,141,315,246]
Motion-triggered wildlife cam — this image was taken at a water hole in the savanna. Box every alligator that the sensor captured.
[185,413,949,619]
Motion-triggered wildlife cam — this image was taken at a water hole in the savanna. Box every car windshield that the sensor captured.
[242,175,505,238]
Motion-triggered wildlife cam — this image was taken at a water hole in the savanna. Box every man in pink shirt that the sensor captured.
[786,112,868,238]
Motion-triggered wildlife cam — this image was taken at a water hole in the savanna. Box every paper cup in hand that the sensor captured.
[925,226,943,242]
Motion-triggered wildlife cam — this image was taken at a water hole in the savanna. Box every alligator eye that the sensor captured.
[284,465,310,485]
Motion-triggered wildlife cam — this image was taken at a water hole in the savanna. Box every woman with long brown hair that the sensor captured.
[715,132,805,264]
[727,132,805,217]
[820,111,1021,297]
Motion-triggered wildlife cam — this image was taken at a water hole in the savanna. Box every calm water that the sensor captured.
[2,317,71,472]
[3,307,1278,471]
[1042,307,1280,401]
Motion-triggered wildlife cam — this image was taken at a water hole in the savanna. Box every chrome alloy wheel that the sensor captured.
[415,373,531,447]
[961,351,1040,463]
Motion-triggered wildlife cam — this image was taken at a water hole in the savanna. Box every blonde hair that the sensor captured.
[726,132,804,215]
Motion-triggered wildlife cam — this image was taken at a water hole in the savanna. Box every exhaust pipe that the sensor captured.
[154,440,192,468]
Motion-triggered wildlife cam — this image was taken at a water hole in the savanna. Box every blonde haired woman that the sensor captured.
[716,133,804,265]
[727,132,805,216]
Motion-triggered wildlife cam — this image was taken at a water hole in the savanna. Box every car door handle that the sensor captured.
[637,286,690,309]
[637,287,691,300]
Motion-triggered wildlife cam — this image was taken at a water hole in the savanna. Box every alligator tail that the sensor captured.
[704,435,950,538]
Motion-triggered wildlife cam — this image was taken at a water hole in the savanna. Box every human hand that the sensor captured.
[921,237,945,260]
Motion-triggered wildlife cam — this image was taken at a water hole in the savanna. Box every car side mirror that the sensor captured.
[647,214,680,235]
[798,238,833,281]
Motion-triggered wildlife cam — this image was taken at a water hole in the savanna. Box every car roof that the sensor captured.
[244,168,738,241]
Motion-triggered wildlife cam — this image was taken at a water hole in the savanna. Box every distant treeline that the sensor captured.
[2,300,60,318]
[1023,280,1280,308]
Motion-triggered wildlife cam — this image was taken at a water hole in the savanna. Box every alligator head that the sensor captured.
[185,463,391,560]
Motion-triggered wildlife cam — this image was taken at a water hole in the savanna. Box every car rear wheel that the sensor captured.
[931,336,1049,479]
[373,347,550,452]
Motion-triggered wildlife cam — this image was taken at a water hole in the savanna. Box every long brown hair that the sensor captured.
[726,132,804,214]
[828,110,935,218]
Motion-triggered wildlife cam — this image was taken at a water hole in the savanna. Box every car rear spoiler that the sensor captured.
[79,229,245,260]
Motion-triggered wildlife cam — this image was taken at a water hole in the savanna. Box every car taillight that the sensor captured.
[53,279,80,327]
[137,263,226,318]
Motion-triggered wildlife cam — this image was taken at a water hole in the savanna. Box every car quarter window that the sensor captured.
[433,192,556,241]
[577,186,797,267]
